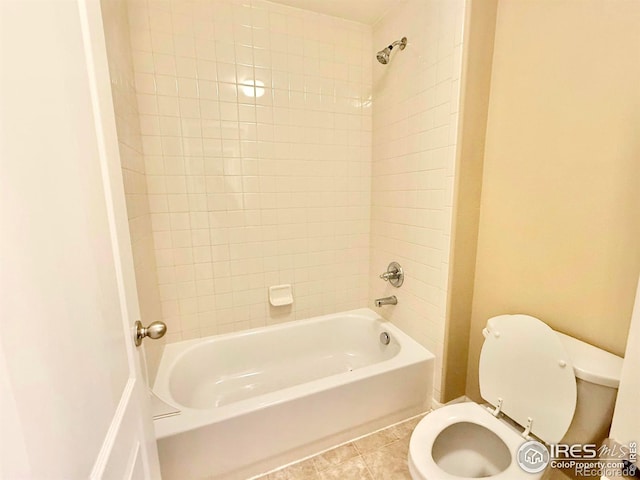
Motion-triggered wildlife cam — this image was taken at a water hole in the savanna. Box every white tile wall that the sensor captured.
[370,0,465,401]
[110,0,466,399]
[101,0,165,380]
[127,0,373,341]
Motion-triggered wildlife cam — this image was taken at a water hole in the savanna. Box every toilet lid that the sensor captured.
[479,314,577,444]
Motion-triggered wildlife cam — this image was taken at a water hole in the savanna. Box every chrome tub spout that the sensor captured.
[374,296,397,307]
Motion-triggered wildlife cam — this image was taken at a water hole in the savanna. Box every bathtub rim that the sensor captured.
[152,307,435,439]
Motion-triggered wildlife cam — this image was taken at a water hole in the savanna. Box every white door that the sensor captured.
[0,0,161,478]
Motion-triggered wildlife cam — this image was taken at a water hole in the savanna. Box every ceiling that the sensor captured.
[268,0,403,25]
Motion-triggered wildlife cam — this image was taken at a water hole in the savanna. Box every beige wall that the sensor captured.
[101,0,165,381]
[466,0,640,400]
[371,0,466,401]
[442,0,497,402]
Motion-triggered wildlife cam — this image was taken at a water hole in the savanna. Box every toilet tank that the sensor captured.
[555,331,624,445]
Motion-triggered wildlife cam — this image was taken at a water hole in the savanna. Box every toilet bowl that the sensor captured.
[409,402,540,480]
[408,314,623,480]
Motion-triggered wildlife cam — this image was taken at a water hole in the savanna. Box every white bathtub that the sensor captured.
[152,308,434,480]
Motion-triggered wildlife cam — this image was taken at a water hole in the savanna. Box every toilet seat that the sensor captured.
[409,403,543,480]
[479,314,576,443]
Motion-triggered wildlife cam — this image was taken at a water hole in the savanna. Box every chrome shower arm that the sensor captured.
[390,37,407,50]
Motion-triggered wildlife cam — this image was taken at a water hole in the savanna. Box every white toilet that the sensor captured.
[409,314,623,480]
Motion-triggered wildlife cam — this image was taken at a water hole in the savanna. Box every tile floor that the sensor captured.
[251,409,574,480]
[252,413,428,480]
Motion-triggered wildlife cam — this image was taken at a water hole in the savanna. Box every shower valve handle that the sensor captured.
[379,262,404,288]
[380,271,399,281]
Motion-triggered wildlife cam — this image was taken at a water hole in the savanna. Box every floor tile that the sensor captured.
[353,428,398,454]
[267,458,318,479]
[317,456,372,480]
[312,443,360,472]
[388,414,425,439]
[362,439,411,480]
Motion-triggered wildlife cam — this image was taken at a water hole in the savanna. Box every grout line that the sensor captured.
[361,452,376,480]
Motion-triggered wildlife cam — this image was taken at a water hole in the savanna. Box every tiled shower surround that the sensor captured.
[109,0,466,400]
[128,0,373,341]
[370,0,465,401]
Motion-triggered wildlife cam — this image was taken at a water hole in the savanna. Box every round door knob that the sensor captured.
[134,320,167,346]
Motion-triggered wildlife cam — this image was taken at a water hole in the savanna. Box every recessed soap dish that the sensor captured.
[269,284,293,306]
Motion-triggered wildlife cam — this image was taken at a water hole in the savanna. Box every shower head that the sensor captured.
[376,37,407,65]
[376,47,392,65]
